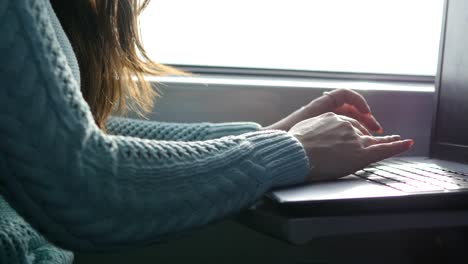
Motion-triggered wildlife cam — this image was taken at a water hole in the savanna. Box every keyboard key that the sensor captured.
[368,175,399,184]
[413,184,446,192]
[370,171,407,182]
[382,166,461,186]
[402,165,467,181]
[453,180,468,187]
[386,182,419,192]
[354,170,369,177]
[358,160,468,193]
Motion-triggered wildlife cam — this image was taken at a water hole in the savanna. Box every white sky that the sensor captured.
[140,0,444,75]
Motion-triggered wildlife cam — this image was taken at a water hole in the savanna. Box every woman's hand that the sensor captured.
[289,112,414,181]
[264,88,383,133]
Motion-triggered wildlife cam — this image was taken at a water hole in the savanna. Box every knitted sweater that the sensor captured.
[0,0,309,260]
[106,117,263,142]
[0,191,74,264]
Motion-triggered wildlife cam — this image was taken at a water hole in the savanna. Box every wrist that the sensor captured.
[243,130,310,191]
[261,124,287,131]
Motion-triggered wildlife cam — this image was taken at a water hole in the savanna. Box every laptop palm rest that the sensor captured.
[270,175,404,203]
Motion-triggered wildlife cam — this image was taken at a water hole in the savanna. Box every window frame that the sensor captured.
[168,64,435,84]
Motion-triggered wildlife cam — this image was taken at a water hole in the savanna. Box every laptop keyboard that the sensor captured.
[354,159,468,193]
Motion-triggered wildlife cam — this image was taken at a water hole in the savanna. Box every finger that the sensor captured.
[339,115,372,136]
[360,135,401,147]
[373,135,402,143]
[331,89,371,114]
[370,114,384,134]
[335,104,382,132]
[364,139,414,164]
[353,127,364,136]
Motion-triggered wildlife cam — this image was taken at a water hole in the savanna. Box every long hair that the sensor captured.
[50,0,184,130]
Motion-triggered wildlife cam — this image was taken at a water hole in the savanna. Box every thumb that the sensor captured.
[364,139,414,164]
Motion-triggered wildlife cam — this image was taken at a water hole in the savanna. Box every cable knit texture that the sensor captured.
[106,117,262,141]
[0,0,309,258]
[0,191,74,264]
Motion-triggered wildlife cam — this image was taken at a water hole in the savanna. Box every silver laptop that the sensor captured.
[268,0,468,215]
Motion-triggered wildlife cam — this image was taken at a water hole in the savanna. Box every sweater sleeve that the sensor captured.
[0,193,74,264]
[106,116,262,141]
[0,0,310,252]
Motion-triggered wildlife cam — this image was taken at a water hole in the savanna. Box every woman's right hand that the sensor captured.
[289,112,414,181]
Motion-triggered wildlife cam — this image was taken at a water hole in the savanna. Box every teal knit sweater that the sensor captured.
[0,0,310,262]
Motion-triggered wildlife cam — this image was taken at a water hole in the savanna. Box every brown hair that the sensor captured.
[50,0,184,130]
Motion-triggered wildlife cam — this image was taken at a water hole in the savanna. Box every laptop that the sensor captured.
[268,0,468,216]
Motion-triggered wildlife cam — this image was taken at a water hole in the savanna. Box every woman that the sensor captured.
[0,0,413,262]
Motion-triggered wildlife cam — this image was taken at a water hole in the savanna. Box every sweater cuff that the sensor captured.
[243,130,310,194]
[205,122,262,139]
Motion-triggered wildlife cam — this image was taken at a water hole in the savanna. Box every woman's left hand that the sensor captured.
[263,88,384,133]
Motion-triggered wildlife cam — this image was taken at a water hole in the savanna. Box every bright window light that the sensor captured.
[140,0,444,76]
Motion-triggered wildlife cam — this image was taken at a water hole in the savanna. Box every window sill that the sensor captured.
[146,75,435,93]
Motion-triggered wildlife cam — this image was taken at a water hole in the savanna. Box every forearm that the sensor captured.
[106,116,262,141]
[4,125,308,251]
[67,130,308,250]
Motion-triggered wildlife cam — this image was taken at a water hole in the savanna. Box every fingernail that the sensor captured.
[406,139,415,147]
[370,115,383,131]
[377,128,384,134]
